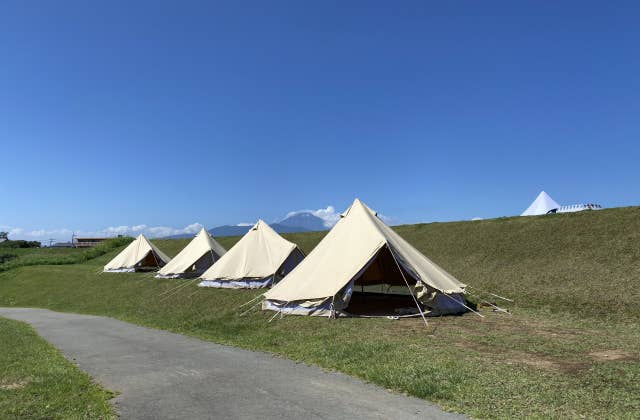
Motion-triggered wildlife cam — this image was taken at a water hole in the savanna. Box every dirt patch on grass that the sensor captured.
[453,341,588,374]
[503,352,587,374]
[0,379,29,390]
[589,350,637,362]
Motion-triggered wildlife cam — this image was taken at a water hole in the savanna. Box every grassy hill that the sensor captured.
[0,207,638,418]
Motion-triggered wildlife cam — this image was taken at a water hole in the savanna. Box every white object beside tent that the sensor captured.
[558,203,603,213]
[155,228,226,278]
[521,191,560,216]
[104,234,170,272]
[198,220,304,288]
[262,199,467,317]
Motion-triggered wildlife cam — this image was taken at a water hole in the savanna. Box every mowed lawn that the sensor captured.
[1,207,639,418]
[0,237,131,273]
[0,317,115,419]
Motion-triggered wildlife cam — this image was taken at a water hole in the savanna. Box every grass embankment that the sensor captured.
[1,207,639,418]
[0,237,132,273]
[0,317,115,418]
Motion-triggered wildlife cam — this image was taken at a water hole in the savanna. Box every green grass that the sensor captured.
[0,316,115,419]
[1,207,639,418]
[0,237,133,273]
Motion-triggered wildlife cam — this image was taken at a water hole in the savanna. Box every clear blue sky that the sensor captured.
[1,1,639,240]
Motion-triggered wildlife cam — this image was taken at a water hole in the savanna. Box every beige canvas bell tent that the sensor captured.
[199,220,305,288]
[155,228,226,278]
[104,234,170,272]
[262,199,467,317]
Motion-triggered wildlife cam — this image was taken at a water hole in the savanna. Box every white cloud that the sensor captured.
[236,222,253,226]
[104,226,131,235]
[3,223,204,243]
[120,223,203,238]
[9,227,24,236]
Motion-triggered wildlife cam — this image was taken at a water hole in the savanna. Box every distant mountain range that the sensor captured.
[278,212,327,232]
[164,211,329,239]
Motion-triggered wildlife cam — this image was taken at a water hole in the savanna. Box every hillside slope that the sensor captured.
[155,206,640,321]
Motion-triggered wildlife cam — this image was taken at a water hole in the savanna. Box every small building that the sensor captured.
[558,204,603,213]
[73,237,109,248]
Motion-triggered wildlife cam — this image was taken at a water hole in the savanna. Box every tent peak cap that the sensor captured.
[253,219,269,229]
[342,198,377,218]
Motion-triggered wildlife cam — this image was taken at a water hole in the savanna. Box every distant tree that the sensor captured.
[0,232,8,241]
[0,239,41,249]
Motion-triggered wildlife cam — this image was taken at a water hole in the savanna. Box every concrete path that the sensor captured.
[0,308,464,420]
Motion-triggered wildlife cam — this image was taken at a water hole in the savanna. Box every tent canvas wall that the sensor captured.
[199,220,304,288]
[156,228,226,278]
[521,191,560,216]
[104,234,170,272]
[262,199,467,317]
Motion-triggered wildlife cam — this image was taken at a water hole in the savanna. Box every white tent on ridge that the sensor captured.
[155,228,226,278]
[198,220,305,288]
[521,191,561,216]
[104,234,170,272]
[261,199,467,317]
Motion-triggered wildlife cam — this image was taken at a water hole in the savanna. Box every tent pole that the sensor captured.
[388,248,429,331]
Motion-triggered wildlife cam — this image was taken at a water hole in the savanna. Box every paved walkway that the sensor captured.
[0,308,464,420]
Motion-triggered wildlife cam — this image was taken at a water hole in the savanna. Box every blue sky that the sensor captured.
[1,1,639,241]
